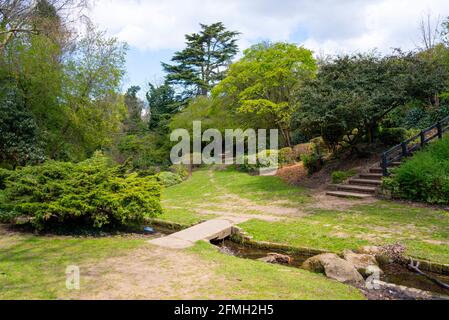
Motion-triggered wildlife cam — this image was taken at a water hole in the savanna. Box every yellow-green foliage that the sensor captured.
[278,147,296,165]
[0,153,162,229]
[156,171,183,187]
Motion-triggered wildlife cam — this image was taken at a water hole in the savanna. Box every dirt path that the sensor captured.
[72,244,231,300]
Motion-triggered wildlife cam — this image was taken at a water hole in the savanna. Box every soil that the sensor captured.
[72,245,230,300]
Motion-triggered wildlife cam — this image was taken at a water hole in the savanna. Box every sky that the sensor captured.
[88,0,449,92]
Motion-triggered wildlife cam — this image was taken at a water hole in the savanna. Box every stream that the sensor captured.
[211,238,449,299]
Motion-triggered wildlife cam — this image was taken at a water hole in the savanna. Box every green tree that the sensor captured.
[123,86,145,134]
[296,52,448,151]
[213,42,317,146]
[162,22,239,97]
[0,78,44,169]
[146,81,181,132]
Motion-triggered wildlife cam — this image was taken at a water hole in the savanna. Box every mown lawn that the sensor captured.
[162,168,449,264]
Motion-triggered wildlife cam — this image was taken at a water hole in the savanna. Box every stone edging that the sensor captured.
[231,226,449,276]
[146,219,449,276]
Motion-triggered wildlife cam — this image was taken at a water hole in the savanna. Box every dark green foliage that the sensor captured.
[383,135,449,204]
[378,127,408,146]
[123,86,145,133]
[301,145,324,175]
[162,22,239,97]
[147,81,181,132]
[331,170,357,184]
[0,153,162,229]
[117,134,171,169]
[0,168,12,189]
[296,52,448,151]
[0,79,44,168]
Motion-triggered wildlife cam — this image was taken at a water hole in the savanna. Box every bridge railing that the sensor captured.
[381,114,449,176]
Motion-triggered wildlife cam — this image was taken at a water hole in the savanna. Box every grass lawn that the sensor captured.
[0,230,145,299]
[190,241,364,300]
[160,167,311,225]
[0,228,363,300]
[161,167,449,265]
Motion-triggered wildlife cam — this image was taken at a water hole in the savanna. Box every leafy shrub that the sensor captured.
[331,170,357,184]
[156,171,183,187]
[169,164,189,180]
[378,127,408,146]
[239,150,279,172]
[301,144,323,175]
[278,147,295,165]
[383,136,449,204]
[0,168,12,189]
[0,153,162,229]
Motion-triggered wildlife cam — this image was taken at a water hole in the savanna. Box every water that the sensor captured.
[212,239,449,297]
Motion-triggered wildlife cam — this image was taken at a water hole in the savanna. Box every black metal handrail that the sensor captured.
[381,114,449,176]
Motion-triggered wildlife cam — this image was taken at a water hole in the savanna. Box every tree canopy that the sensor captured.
[162,22,239,98]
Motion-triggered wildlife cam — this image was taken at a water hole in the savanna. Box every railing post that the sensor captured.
[437,122,443,139]
[381,153,388,177]
[401,142,408,157]
[420,131,425,149]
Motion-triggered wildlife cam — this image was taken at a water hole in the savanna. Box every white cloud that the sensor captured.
[89,0,449,54]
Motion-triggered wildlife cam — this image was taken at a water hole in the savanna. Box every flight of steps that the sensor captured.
[326,162,401,199]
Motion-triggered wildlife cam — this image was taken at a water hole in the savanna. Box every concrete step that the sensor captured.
[390,162,402,167]
[326,191,373,199]
[349,178,382,186]
[336,184,377,194]
[359,173,383,180]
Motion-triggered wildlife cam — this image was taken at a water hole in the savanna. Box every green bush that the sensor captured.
[0,153,162,229]
[169,164,189,180]
[383,135,449,204]
[301,144,323,175]
[378,127,420,146]
[278,147,296,165]
[156,171,183,187]
[0,168,12,189]
[239,150,279,172]
[331,170,357,184]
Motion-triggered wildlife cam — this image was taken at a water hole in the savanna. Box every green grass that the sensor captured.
[190,241,365,300]
[239,201,449,264]
[162,168,449,265]
[0,232,145,299]
[160,167,311,225]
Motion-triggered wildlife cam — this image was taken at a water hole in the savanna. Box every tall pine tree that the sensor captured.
[162,22,239,98]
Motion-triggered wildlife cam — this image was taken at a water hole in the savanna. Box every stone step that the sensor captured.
[336,184,377,194]
[369,167,383,174]
[359,173,383,180]
[349,178,382,186]
[326,191,373,199]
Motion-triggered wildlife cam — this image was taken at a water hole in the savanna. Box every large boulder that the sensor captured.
[258,253,292,265]
[343,249,383,278]
[302,253,364,285]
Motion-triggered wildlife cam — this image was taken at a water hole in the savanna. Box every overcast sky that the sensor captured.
[88,0,449,92]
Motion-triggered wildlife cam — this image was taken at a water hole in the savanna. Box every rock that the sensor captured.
[343,249,383,278]
[357,246,382,256]
[257,253,292,265]
[302,253,364,285]
[357,245,393,265]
